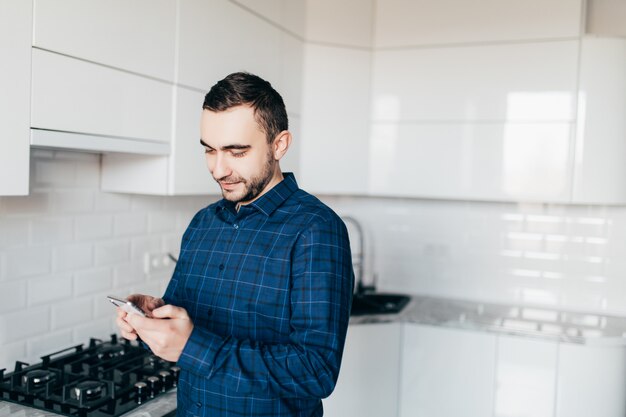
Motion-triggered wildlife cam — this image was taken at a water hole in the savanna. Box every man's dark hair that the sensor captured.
[203,72,288,143]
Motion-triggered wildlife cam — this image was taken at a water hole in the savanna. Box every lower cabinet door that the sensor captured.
[494,336,558,417]
[400,324,497,417]
[323,323,402,417]
[555,343,626,417]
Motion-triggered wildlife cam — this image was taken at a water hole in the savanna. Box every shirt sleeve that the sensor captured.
[176,216,354,399]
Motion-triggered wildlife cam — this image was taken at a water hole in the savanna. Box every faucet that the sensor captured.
[341,216,375,295]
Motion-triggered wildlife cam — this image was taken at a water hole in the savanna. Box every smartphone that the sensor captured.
[107,295,146,317]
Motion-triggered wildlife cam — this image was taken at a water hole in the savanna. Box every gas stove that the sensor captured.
[0,335,179,417]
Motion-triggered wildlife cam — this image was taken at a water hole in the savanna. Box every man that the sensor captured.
[115,72,354,417]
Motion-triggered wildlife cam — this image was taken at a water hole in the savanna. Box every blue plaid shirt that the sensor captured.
[163,173,354,417]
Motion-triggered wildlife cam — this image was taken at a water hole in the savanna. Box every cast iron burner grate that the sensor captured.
[0,334,180,417]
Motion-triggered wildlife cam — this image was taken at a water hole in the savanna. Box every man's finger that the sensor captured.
[152,304,188,319]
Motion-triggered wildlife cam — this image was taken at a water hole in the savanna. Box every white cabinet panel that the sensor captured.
[572,38,626,204]
[178,0,281,97]
[33,0,177,81]
[0,0,32,196]
[372,41,579,122]
[102,87,220,195]
[400,324,496,417]
[232,0,307,39]
[324,323,401,417]
[300,44,371,195]
[374,0,582,48]
[276,34,305,116]
[494,336,558,417]
[305,0,374,48]
[556,343,626,417]
[170,87,220,194]
[179,1,301,115]
[31,49,172,143]
[369,122,573,202]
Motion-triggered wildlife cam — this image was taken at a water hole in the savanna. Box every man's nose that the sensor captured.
[211,153,231,179]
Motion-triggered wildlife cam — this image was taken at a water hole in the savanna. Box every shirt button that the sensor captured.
[233,223,239,229]
[207,309,213,317]
[218,264,225,270]
[196,402,203,408]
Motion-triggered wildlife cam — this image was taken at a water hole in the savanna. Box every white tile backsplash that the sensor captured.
[4,147,626,372]
[323,195,626,316]
[0,281,27,314]
[0,150,212,369]
[27,273,73,306]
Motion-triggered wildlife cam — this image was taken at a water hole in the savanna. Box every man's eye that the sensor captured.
[232,151,246,158]
[204,148,214,154]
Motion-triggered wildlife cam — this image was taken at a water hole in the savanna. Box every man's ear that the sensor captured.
[272,130,292,160]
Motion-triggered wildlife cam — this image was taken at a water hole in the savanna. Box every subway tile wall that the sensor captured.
[3,149,626,370]
[0,149,213,370]
[324,195,626,317]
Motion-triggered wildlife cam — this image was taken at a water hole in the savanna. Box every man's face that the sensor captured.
[200,105,276,205]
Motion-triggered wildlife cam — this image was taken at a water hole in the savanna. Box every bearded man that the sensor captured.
[115,72,354,417]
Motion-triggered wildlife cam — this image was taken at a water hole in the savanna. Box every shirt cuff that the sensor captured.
[177,325,222,378]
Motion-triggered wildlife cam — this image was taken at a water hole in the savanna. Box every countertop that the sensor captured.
[0,390,177,417]
[350,294,626,346]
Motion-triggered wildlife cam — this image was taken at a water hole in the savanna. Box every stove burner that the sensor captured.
[1,335,178,417]
[96,343,125,360]
[22,369,56,389]
[73,380,105,401]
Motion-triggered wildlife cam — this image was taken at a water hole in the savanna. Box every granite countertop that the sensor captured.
[350,294,626,346]
[0,390,177,417]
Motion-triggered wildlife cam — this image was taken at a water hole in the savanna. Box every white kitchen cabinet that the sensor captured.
[400,324,497,417]
[101,87,219,195]
[369,122,573,202]
[102,0,304,195]
[324,323,402,417]
[33,0,177,81]
[231,0,307,41]
[371,41,579,123]
[374,0,582,48]
[555,342,626,417]
[177,0,303,114]
[571,37,626,204]
[0,0,32,196]
[30,49,172,155]
[494,336,558,417]
[299,44,371,195]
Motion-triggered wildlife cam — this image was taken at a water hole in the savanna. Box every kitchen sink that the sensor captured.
[351,293,411,316]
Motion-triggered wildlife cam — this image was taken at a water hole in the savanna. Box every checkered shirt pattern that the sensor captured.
[163,173,354,417]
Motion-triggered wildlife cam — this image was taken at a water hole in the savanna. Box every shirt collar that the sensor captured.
[215,173,299,217]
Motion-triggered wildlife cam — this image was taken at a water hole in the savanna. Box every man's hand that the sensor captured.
[126,305,194,362]
[115,294,164,341]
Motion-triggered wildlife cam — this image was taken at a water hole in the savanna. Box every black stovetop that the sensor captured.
[0,335,178,417]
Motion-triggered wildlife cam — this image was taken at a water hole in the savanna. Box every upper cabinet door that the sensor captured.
[178,2,278,90]
[299,44,371,195]
[572,37,626,204]
[33,0,177,81]
[31,49,172,145]
[177,0,304,116]
[0,0,32,196]
[372,41,580,123]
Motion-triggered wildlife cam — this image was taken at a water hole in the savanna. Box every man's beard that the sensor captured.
[219,151,276,204]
